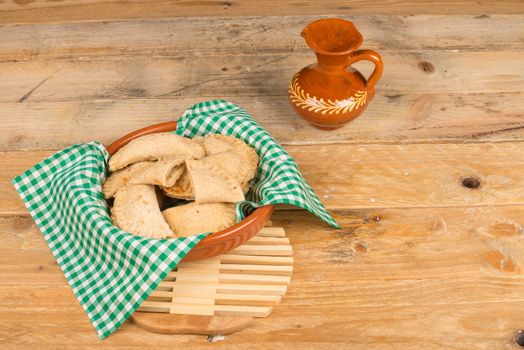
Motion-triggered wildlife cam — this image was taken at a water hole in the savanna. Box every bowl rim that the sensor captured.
[106,121,275,248]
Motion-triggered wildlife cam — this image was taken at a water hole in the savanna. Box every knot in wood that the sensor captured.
[515,330,524,347]
[417,61,435,74]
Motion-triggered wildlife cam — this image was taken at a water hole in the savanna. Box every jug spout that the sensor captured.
[301,18,363,56]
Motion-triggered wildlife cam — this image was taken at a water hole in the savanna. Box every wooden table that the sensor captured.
[1,1,524,349]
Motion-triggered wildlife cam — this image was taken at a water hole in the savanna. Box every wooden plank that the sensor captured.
[1,15,523,62]
[216,283,287,296]
[1,16,522,152]
[213,304,272,317]
[216,273,290,285]
[217,264,293,276]
[2,91,524,151]
[3,205,524,287]
[244,236,290,245]
[1,303,523,349]
[219,254,294,266]
[1,51,523,105]
[229,245,292,257]
[288,142,524,210]
[170,297,215,306]
[151,291,283,306]
[1,206,524,348]
[215,293,281,306]
[142,302,273,317]
[1,150,53,216]
[149,290,175,299]
[1,1,523,25]
[175,263,293,276]
[169,304,215,316]
[171,271,291,285]
[257,227,286,238]
[3,141,524,214]
[154,281,287,296]
[170,272,220,283]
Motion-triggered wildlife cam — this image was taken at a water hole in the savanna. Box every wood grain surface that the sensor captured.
[2,141,523,214]
[2,91,524,150]
[1,1,524,349]
[1,15,523,151]
[1,208,524,349]
[1,15,523,60]
[3,52,523,101]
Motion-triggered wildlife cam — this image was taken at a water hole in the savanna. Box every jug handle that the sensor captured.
[346,50,384,91]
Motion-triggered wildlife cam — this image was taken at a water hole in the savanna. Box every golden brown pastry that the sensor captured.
[111,184,174,238]
[162,202,236,237]
[103,158,184,199]
[108,133,204,171]
[185,158,244,204]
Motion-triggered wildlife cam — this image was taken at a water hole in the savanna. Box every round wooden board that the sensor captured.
[131,313,253,335]
[132,227,293,335]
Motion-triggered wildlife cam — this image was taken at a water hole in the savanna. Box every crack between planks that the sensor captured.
[3,203,524,219]
[17,69,61,103]
[2,138,524,153]
[472,124,524,138]
[154,55,289,97]
[3,88,524,104]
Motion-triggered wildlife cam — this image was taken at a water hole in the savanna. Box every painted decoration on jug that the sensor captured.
[289,74,367,116]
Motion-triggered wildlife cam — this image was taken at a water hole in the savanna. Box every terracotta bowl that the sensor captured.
[107,121,274,262]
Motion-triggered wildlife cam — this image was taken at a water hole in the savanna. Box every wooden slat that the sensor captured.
[139,300,171,313]
[167,268,217,276]
[169,273,220,283]
[178,256,221,267]
[220,254,294,266]
[1,15,523,62]
[175,263,293,276]
[244,236,290,245]
[217,264,293,276]
[169,304,215,316]
[1,206,524,347]
[140,301,272,317]
[141,291,282,308]
[149,290,174,299]
[213,304,272,318]
[3,141,524,214]
[217,283,287,296]
[145,294,281,308]
[216,273,290,285]
[171,271,291,285]
[229,245,292,257]
[161,281,287,296]
[1,1,522,25]
[214,293,281,306]
[257,227,286,238]
[159,282,216,298]
[170,297,215,305]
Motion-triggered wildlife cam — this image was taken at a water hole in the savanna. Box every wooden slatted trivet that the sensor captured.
[131,227,293,335]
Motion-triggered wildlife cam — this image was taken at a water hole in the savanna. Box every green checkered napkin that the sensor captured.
[13,99,339,339]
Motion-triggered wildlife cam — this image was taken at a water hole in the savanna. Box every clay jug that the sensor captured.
[288,18,384,130]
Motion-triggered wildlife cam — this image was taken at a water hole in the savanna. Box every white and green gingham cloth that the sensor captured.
[13,100,339,339]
